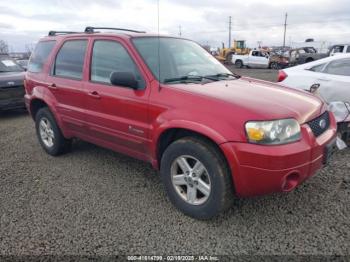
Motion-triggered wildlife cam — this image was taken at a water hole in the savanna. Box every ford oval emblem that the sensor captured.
[319,119,327,129]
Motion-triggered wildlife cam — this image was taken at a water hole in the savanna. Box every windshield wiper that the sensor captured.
[205,73,241,79]
[164,75,216,84]
[163,73,241,84]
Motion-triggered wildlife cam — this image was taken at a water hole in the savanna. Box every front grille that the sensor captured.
[307,111,330,137]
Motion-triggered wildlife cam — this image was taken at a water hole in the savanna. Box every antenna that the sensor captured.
[157,0,161,91]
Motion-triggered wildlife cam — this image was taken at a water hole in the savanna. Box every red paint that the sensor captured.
[277,70,288,82]
[25,33,337,197]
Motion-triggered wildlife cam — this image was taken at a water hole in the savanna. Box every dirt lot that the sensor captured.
[0,68,349,257]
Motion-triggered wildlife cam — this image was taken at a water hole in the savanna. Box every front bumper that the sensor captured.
[0,86,25,110]
[0,97,25,110]
[220,113,337,197]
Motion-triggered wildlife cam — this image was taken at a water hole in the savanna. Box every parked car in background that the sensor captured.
[279,55,350,147]
[0,54,25,111]
[289,47,327,66]
[232,50,270,68]
[269,53,289,69]
[328,44,350,56]
[277,54,350,103]
[25,27,337,219]
[16,59,29,70]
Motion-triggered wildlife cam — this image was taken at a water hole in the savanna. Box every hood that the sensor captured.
[169,77,324,124]
[0,71,25,88]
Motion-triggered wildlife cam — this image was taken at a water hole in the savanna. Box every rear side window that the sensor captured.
[323,58,350,76]
[90,40,145,88]
[53,40,87,79]
[309,63,326,72]
[347,46,350,53]
[28,41,56,73]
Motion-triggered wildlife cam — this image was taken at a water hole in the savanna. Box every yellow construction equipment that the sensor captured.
[215,40,250,64]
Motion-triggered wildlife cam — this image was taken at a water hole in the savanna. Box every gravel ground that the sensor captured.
[0,69,349,257]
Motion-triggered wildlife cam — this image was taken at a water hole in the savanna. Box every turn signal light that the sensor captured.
[247,128,265,141]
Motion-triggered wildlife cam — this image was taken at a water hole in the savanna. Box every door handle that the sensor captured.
[48,83,57,89]
[88,91,101,99]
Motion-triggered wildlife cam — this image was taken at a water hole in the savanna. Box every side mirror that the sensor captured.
[110,71,139,89]
[310,83,320,93]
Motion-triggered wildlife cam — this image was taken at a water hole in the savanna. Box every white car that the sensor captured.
[232,50,270,68]
[329,44,350,56]
[278,54,350,103]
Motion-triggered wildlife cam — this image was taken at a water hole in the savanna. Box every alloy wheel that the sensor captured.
[170,155,211,205]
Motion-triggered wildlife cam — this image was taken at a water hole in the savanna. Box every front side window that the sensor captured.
[28,41,56,73]
[90,40,145,88]
[53,40,87,79]
[132,37,232,83]
[323,58,350,76]
[333,46,344,53]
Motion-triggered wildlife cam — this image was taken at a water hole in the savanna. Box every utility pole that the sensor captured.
[228,16,232,48]
[179,25,182,37]
[283,13,288,48]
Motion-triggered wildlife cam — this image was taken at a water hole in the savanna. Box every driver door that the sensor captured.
[84,38,151,159]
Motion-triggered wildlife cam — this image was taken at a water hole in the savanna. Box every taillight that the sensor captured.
[277,70,288,82]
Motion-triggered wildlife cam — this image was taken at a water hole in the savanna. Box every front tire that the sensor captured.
[235,60,243,68]
[35,107,71,156]
[160,137,234,219]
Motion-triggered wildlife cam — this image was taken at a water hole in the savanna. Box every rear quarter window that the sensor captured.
[28,41,56,73]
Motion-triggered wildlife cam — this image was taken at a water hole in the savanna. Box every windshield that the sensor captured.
[132,37,232,83]
[0,56,24,72]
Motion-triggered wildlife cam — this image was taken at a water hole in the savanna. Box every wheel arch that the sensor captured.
[155,126,229,171]
[30,98,49,120]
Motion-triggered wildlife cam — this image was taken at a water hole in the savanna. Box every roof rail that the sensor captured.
[48,31,80,36]
[84,26,146,34]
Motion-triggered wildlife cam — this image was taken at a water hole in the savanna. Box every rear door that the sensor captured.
[317,58,350,102]
[84,37,151,160]
[46,38,88,134]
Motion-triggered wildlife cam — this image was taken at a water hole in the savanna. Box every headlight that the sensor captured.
[245,119,301,145]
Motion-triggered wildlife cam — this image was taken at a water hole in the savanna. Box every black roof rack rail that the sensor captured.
[48,31,80,36]
[84,26,146,34]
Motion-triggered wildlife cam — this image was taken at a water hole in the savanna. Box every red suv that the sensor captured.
[24,27,337,219]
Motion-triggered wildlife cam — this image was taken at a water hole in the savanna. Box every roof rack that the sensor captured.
[84,26,146,34]
[48,31,80,36]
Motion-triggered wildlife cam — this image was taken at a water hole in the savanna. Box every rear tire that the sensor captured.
[270,62,280,69]
[160,137,234,219]
[35,107,71,156]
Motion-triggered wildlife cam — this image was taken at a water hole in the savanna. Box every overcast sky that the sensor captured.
[0,0,349,51]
